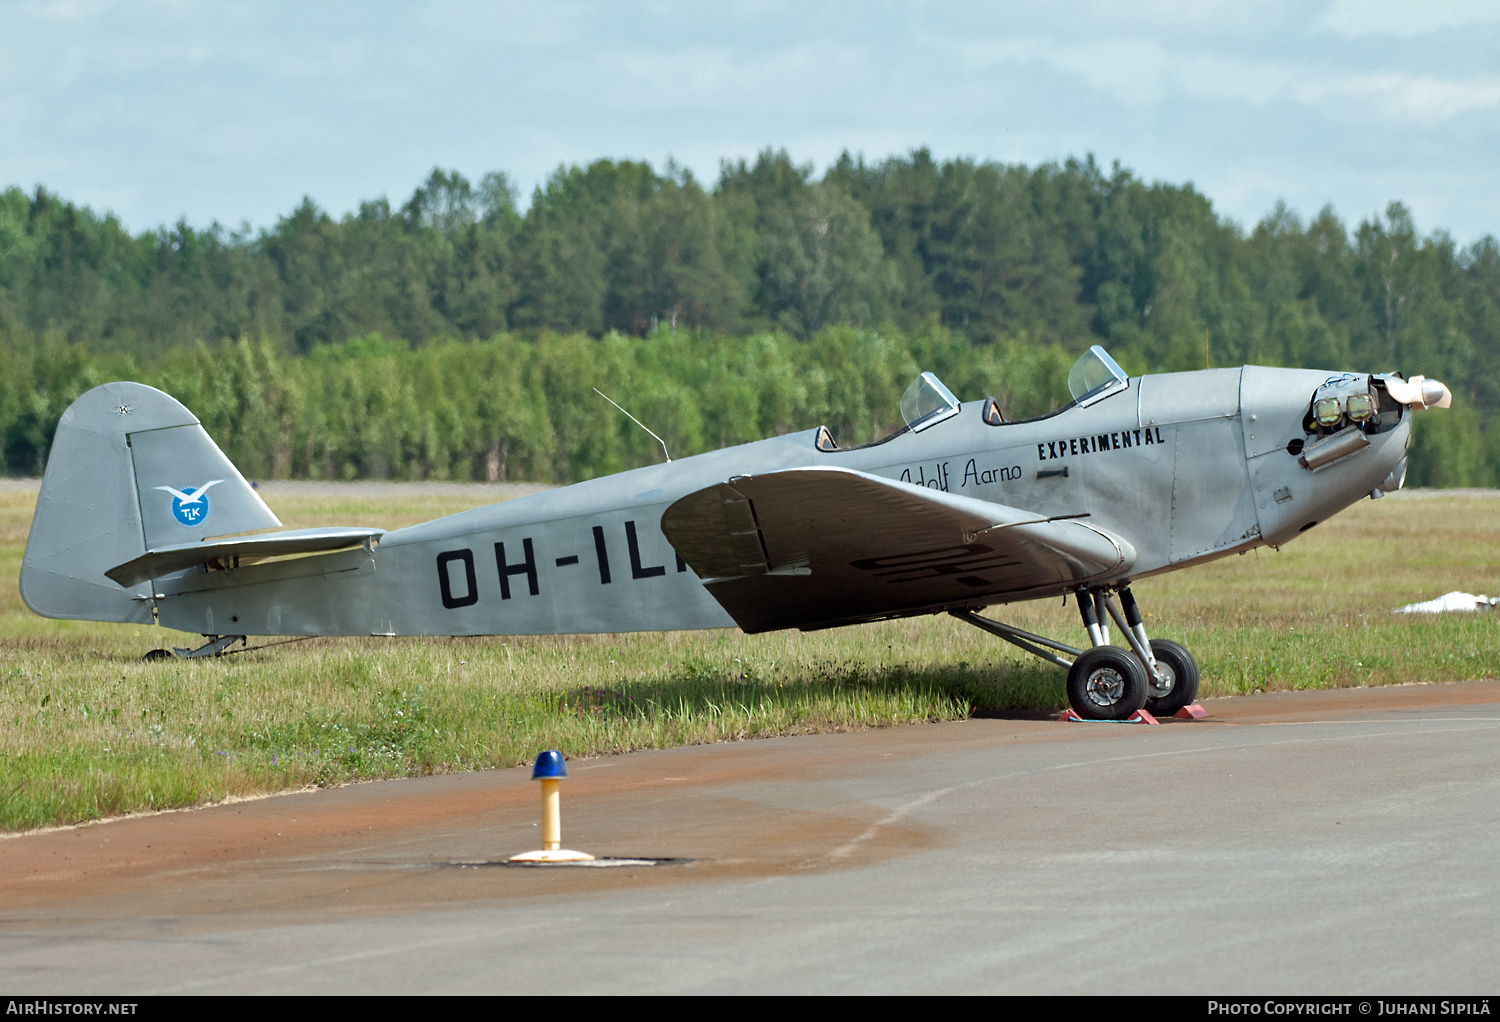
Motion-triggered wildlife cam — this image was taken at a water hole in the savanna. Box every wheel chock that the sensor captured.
[1061,708,1159,724]
[1174,704,1209,720]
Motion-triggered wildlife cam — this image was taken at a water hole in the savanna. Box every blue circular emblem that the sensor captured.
[171,490,210,527]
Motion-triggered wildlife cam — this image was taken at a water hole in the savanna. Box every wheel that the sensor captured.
[1067,646,1149,720]
[1143,640,1200,717]
[142,648,173,662]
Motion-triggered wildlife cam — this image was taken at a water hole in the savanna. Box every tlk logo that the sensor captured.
[154,481,225,527]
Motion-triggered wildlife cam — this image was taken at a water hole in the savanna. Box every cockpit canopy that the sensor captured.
[818,346,1130,452]
[899,346,1125,433]
[899,372,962,433]
[1068,345,1129,406]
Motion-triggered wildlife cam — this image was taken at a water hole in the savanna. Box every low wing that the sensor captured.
[105,526,385,588]
[661,467,1135,633]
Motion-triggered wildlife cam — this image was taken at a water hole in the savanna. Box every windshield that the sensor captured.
[900,372,961,432]
[1067,345,1129,406]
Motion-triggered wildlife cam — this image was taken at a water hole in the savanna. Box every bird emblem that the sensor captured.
[154,480,225,526]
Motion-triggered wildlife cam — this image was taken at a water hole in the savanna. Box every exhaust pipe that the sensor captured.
[1299,426,1370,471]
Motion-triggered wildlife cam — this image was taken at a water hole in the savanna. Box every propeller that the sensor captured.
[1382,375,1452,411]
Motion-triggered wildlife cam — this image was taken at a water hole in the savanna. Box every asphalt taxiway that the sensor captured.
[3,681,1498,994]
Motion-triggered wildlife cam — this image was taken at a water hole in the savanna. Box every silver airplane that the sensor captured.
[19,346,1450,720]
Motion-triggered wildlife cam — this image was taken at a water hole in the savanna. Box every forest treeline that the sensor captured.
[0,329,1078,483]
[2,149,1499,485]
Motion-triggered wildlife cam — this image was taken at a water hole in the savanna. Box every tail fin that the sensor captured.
[20,382,281,622]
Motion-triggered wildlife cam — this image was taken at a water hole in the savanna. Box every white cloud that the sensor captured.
[1316,0,1500,38]
[19,0,120,22]
[956,31,1499,126]
[958,35,1307,111]
[1294,72,1500,124]
[956,37,1175,106]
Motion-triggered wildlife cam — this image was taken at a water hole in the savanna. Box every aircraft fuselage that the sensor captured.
[150,365,1410,638]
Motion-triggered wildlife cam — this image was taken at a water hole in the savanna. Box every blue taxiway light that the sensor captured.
[532,749,568,780]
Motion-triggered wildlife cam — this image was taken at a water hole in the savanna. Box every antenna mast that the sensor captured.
[593,388,672,463]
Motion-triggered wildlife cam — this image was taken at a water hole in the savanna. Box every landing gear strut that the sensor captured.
[951,585,1199,721]
[142,635,248,661]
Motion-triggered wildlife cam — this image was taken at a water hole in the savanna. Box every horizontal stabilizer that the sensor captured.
[661,467,1134,632]
[106,526,385,589]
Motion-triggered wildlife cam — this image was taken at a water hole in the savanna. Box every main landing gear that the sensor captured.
[952,586,1200,721]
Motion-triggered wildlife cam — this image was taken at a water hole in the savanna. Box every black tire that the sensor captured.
[1067,646,1149,720]
[1143,640,1200,717]
[142,648,173,662]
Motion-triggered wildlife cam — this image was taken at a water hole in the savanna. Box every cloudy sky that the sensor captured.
[3,0,1498,242]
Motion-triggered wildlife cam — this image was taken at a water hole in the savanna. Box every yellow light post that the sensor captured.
[509,750,594,863]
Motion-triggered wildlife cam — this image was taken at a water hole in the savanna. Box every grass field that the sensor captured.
[1,482,1497,832]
